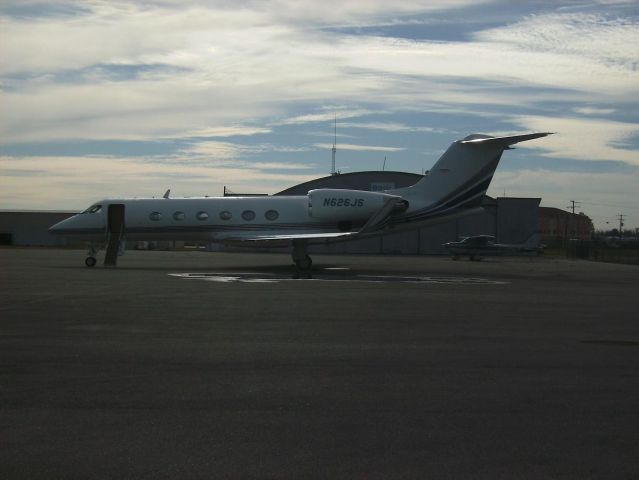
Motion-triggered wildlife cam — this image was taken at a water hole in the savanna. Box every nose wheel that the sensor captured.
[84,245,99,267]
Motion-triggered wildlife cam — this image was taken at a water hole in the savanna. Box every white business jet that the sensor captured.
[49,132,551,271]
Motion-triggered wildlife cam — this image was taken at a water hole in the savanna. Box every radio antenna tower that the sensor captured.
[331,114,337,176]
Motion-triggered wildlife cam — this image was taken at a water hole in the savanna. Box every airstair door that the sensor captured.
[104,204,125,266]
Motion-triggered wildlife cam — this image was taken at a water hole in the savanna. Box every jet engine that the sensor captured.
[307,189,404,221]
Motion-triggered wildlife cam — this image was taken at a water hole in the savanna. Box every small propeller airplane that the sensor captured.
[443,233,543,261]
[49,132,551,274]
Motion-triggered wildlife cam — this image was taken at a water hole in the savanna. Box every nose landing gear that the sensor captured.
[85,245,99,268]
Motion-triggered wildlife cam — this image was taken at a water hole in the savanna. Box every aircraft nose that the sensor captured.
[48,216,74,235]
[48,220,63,235]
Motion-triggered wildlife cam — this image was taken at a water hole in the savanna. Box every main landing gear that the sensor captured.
[292,240,313,279]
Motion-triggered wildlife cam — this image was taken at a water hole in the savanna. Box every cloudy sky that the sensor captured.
[1,0,638,230]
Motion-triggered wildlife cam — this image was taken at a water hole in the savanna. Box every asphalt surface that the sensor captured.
[1,248,639,479]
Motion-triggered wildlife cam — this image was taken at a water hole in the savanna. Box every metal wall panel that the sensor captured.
[496,198,540,243]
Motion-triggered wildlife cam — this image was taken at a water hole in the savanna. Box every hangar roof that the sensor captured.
[275,171,423,196]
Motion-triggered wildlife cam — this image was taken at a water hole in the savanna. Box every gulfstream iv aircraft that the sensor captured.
[49,132,551,270]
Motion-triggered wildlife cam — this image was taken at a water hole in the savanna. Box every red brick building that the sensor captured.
[539,207,593,243]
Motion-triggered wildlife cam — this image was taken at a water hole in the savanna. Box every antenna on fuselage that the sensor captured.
[163,189,170,199]
[331,114,337,176]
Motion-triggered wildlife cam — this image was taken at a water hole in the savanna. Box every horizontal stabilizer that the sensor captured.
[460,132,553,147]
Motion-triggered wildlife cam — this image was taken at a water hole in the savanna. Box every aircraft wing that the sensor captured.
[241,232,358,242]
[218,230,358,248]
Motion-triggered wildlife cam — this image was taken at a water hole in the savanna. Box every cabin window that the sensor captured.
[196,211,209,221]
[220,211,232,220]
[82,204,102,214]
[173,211,186,221]
[242,210,256,221]
[149,212,162,221]
[265,210,279,221]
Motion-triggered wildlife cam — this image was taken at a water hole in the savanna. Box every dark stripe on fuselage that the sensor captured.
[382,175,493,229]
[401,176,492,222]
[49,228,106,236]
[430,154,501,208]
[383,153,501,228]
[51,222,350,238]
[125,221,342,234]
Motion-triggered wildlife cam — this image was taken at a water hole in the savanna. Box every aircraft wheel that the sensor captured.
[295,255,312,270]
[85,256,97,267]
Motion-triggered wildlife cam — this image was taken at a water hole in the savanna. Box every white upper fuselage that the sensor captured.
[52,196,312,241]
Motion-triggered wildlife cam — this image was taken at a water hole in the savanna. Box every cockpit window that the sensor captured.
[81,204,102,214]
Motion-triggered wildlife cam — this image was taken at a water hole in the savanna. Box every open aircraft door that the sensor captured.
[104,204,125,266]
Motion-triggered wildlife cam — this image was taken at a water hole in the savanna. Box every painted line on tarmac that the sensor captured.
[168,272,508,285]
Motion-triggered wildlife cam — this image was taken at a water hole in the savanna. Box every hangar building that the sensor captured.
[0,171,540,254]
[0,210,77,247]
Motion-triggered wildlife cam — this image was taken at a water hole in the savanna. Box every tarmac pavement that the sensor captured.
[1,248,638,479]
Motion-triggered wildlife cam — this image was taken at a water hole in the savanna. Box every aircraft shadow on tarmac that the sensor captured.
[50,260,509,284]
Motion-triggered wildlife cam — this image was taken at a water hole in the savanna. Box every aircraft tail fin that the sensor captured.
[393,133,552,212]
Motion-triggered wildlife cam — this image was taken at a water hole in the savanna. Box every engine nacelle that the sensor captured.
[307,189,400,221]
